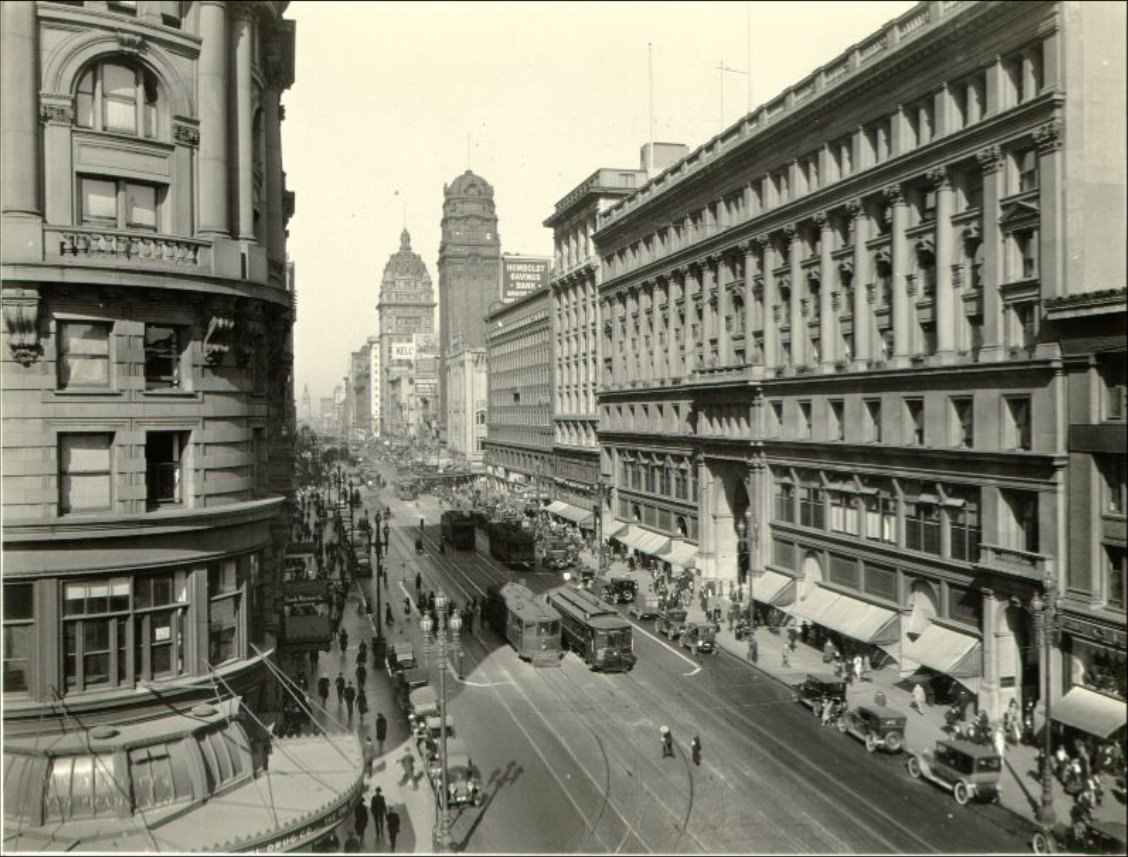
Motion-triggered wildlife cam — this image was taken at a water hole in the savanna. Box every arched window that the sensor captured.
[76,59,160,138]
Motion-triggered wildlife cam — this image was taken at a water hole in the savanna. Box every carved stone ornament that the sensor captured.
[39,96,74,126]
[838,258,855,277]
[927,166,951,190]
[1033,118,1063,154]
[976,145,1005,174]
[883,184,905,206]
[117,31,146,54]
[951,264,964,288]
[812,210,830,230]
[203,315,235,366]
[783,223,799,242]
[2,288,43,367]
[961,221,982,248]
[173,122,200,147]
[866,282,877,304]
[235,317,266,368]
[845,198,864,219]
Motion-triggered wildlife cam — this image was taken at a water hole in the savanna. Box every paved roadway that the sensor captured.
[351,460,1030,853]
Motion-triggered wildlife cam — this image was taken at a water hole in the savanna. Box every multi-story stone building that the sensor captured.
[1,1,359,848]
[483,287,553,498]
[347,344,370,440]
[544,164,650,534]
[376,228,434,439]
[444,340,488,469]
[593,0,1125,725]
[367,333,381,439]
[438,170,501,441]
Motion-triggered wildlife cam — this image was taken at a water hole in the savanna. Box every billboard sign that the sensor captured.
[500,255,551,303]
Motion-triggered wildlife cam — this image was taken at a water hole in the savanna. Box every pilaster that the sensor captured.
[931,167,957,363]
[886,184,911,367]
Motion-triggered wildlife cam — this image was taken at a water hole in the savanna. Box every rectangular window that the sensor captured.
[799,484,824,529]
[57,321,111,389]
[865,399,882,443]
[3,583,34,694]
[905,398,925,446]
[1014,229,1039,280]
[144,324,183,390]
[947,584,981,628]
[829,492,859,535]
[799,401,812,440]
[62,578,130,692]
[774,480,795,524]
[864,563,898,601]
[1016,148,1039,193]
[1004,396,1032,450]
[209,560,242,666]
[905,499,942,555]
[829,400,845,441]
[1106,546,1126,613]
[81,178,118,226]
[80,177,161,232]
[864,493,896,543]
[1002,489,1040,553]
[829,554,859,589]
[145,431,184,510]
[951,397,974,448]
[1099,457,1127,516]
[949,493,982,563]
[59,433,113,515]
[771,400,783,437]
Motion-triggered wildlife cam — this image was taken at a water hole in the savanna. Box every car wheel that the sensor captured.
[1031,831,1054,854]
[865,733,878,753]
[953,781,971,805]
[907,756,921,779]
[884,732,903,753]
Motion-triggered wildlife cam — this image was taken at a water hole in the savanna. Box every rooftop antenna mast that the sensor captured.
[648,42,655,177]
[747,1,754,111]
[717,60,748,132]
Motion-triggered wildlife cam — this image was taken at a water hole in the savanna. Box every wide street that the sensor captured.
[342,461,1030,854]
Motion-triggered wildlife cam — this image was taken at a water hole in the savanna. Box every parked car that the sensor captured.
[1032,818,1127,855]
[837,704,908,753]
[906,738,1002,805]
[407,685,439,737]
[627,592,661,620]
[655,606,688,639]
[679,621,718,655]
[426,737,483,808]
[387,641,417,676]
[792,673,848,713]
[600,576,638,604]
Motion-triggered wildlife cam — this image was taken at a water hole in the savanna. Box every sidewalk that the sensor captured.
[580,549,1124,832]
[282,494,436,853]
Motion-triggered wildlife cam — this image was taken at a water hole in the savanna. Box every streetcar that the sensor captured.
[395,478,419,501]
[441,510,477,550]
[484,582,562,666]
[487,520,536,569]
[545,585,636,672]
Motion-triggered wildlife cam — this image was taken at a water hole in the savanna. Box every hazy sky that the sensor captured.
[284,1,916,404]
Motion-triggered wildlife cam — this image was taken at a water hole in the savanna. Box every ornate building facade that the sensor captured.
[593,0,1125,724]
[0,3,360,850]
[483,287,553,497]
[437,170,501,441]
[444,344,488,469]
[375,228,434,440]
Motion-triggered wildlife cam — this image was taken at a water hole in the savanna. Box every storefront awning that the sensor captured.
[546,500,594,527]
[818,595,900,645]
[1052,686,1127,739]
[788,586,840,625]
[662,540,698,569]
[752,570,796,606]
[616,525,671,557]
[902,622,982,679]
[605,520,628,539]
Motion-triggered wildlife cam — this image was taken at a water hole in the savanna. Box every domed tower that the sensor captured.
[376,229,435,439]
[437,170,501,435]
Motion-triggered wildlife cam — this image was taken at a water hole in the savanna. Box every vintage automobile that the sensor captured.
[1032,817,1128,855]
[419,715,458,760]
[407,686,439,736]
[426,737,483,808]
[655,606,688,639]
[542,540,576,570]
[627,591,661,620]
[906,738,1002,805]
[836,704,908,753]
[792,673,848,713]
[679,621,718,655]
[386,641,417,676]
[601,576,638,604]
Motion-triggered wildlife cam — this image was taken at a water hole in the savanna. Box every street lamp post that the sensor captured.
[419,592,463,853]
[1031,580,1060,829]
[596,478,608,579]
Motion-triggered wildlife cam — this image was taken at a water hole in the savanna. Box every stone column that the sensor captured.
[667,272,681,380]
[695,452,715,579]
[198,0,230,237]
[848,198,870,369]
[718,254,733,365]
[642,282,655,382]
[816,211,836,370]
[263,40,287,266]
[931,166,956,363]
[609,295,621,386]
[976,146,1005,362]
[1033,119,1063,301]
[701,258,716,366]
[787,225,805,368]
[760,237,779,371]
[743,243,757,364]
[683,267,698,373]
[1,1,38,219]
[233,3,256,240]
[886,184,911,368]
[979,587,1001,720]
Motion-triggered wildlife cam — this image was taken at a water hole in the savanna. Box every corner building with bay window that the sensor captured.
[594,0,1125,726]
[0,3,360,851]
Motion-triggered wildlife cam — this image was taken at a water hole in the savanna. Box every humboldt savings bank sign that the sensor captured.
[500,256,550,303]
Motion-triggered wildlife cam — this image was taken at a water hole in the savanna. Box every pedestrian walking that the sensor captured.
[370,787,386,838]
[387,807,401,852]
[363,737,376,778]
[357,687,368,720]
[356,663,367,687]
[911,682,927,714]
[993,724,1006,760]
[414,571,422,596]
[463,606,474,636]
[691,735,702,766]
[853,654,864,684]
[317,675,330,708]
[660,725,674,758]
[357,641,368,666]
[746,632,759,664]
[780,645,790,668]
[344,681,356,724]
[338,627,349,653]
[335,672,346,706]
[353,797,369,839]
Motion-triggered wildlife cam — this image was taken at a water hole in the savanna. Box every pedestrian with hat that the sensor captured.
[370,786,386,839]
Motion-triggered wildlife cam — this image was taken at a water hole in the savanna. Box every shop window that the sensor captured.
[3,583,34,694]
[950,397,974,448]
[1003,396,1032,450]
[76,59,158,137]
[145,431,186,510]
[144,324,185,390]
[59,433,113,515]
[80,176,161,232]
[1071,637,1126,701]
[62,578,130,692]
[865,399,882,443]
[57,321,111,389]
[905,498,942,555]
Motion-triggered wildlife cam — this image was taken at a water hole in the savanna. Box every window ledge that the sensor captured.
[140,389,199,399]
[51,389,124,397]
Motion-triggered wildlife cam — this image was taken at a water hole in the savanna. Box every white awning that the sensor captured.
[752,570,796,606]
[788,586,841,625]
[605,520,628,539]
[1052,686,1127,739]
[546,501,568,515]
[636,528,671,557]
[547,500,594,527]
[662,540,699,569]
[902,622,982,679]
[817,595,900,645]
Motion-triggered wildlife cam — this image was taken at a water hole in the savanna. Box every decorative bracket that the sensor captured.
[203,315,235,366]
[3,287,43,367]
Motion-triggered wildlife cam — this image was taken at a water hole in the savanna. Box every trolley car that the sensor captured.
[395,479,418,501]
[441,510,477,550]
[487,520,536,569]
[485,582,562,666]
[545,585,636,672]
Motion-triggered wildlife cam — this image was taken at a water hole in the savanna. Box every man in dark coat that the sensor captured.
[370,787,387,839]
[375,711,388,749]
[343,681,356,724]
[356,662,367,687]
[335,672,346,706]
[318,675,330,708]
[386,806,401,851]
[353,797,368,840]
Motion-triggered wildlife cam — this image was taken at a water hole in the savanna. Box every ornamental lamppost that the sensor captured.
[596,478,608,579]
[1031,578,1061,829]
[419,592,462,853]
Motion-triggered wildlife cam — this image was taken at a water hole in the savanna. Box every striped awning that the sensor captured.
[751,570,796,606]
[546,500,594,526]
[617,525,671,557]
[789,586,899,644]
[902,622,982,679]
[662,540,699,569]
[1052,686,1127,739]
